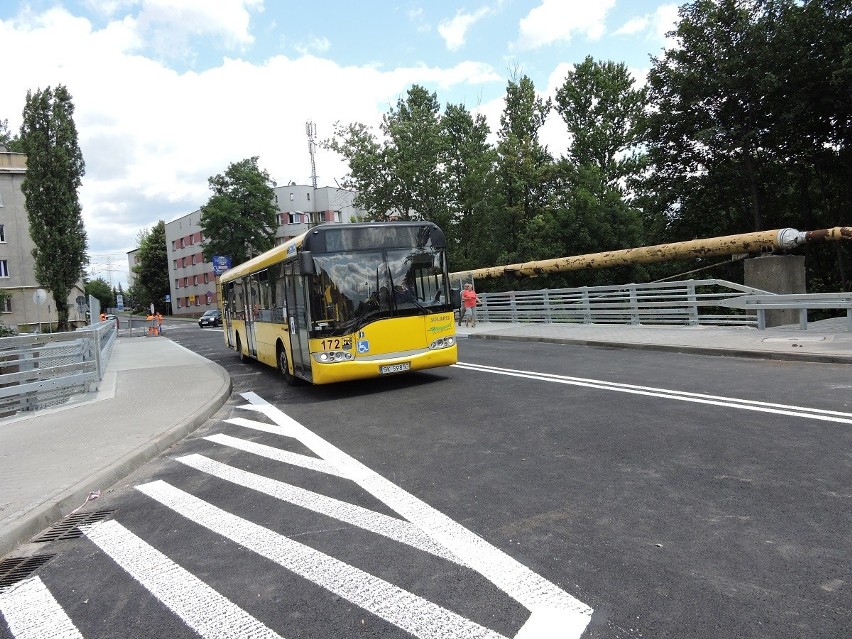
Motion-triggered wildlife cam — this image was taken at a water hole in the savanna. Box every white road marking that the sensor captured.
[0,576,83,639]
[136,480,508,639]
[455,362,852,425]
[81,520,284,639]
[203,433,349,477]
[236,392,593,638]
[175,453,464,565]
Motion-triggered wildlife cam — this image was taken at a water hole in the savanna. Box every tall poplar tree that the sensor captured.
[19,85,88,331]
[493,75,553,266]
[441,103,497,270]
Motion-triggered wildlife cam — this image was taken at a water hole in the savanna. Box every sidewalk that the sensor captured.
[1,317,849,560]
[457,315,852,365]
[0,336,231,559]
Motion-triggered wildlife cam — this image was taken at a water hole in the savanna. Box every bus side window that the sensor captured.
[272,263,287,323]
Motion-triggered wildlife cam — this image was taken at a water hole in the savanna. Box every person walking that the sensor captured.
[461,283,480,327]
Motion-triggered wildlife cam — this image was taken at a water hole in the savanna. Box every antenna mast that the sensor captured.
[306,120,318,190]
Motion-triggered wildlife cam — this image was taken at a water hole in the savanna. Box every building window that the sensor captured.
[177,298,182,308]
[182,257,187,267]
[192,254,197,265]
[306,192,310,201]
[0,224,5,242]
[173,259,178,269]
[1,297,11,312]
[203,273,209,284]
[0,260,8,277]
[175,279,180,289]
[180,238,185,248]
[193,275,198,286]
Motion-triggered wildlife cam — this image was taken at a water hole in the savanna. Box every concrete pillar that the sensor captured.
[743,255,806,327]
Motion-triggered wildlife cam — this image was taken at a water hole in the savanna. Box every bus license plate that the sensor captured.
[380,362,411,375]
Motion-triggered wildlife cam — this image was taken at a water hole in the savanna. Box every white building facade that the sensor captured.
[0,145,87,331]
[161,185,366,317]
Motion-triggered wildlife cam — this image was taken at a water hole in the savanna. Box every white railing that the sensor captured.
[0,321,116,418]
[475,279,769,326]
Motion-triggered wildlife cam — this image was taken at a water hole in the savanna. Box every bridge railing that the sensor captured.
[0,320,116,418]
[475,279,769,327]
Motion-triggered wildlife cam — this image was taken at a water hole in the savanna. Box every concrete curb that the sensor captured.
[0,361,232,559]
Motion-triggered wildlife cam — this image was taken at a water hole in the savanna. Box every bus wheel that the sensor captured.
[236,334,245,362]
[277,341,297,386]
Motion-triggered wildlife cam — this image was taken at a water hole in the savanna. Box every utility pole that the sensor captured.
[306,121,318,225]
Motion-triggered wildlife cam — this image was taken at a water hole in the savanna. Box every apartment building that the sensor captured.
[0,145,87,332]
[162,185,365,317]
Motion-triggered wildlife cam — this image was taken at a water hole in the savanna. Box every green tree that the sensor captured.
[84,277,114,311]
[555,56,647,198]
[547,57,647,285]
[19,85,88,331]
[324,121,387,216]
[382,85,447,224]
[132,221,170,313]
[440,103,497,271]
[326,85,447,225]
[492,74,553,267]
[0,119,22,151]
[643,0,851,289]
[199,157,277,266]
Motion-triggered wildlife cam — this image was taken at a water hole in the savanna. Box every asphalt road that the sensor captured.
[2,323,850,639]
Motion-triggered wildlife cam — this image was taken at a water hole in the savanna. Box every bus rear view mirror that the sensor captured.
[299,251,316,275]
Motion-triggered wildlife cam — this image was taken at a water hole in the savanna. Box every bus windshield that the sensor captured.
[310,247,449,335]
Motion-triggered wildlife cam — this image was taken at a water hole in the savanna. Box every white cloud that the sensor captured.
[515,0,616,50]
[294,35,331,56]
[0,7,506,287]
[438,7,491,51]
[613,16,648,37]
[613,4,679,50]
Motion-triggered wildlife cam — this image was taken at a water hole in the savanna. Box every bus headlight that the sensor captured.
[429,336,455,350]
[313,351,355,363]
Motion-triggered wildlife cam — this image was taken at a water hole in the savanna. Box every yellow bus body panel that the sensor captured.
[225,313,457,385]
[310,313,457,384]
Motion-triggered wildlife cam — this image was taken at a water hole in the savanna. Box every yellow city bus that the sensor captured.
[218,221,458,385]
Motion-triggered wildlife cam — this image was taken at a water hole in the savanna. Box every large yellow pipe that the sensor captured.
[454,227,851,280]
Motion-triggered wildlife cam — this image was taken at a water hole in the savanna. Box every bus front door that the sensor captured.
[225,282,236,348]
[245,276,259,357]
[285,264,312,381]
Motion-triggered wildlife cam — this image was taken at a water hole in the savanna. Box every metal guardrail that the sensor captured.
[0,321,116,418]
[475,279,770,326]
[719,292,852,330]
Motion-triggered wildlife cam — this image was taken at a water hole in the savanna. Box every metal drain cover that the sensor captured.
[31,510,115,543]
[0,554,55,588]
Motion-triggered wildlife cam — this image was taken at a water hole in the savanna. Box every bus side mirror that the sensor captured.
[451,288,461,309]
[299,251,315,275]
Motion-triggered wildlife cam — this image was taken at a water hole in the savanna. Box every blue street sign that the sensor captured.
[212,256,232,276]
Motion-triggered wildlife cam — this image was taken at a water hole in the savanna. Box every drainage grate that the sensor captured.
[31,510,116,543]
[0,554,56,589]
